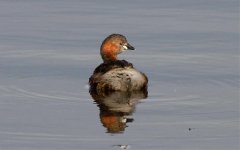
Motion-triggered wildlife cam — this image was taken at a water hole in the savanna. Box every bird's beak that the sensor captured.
[126,43,135,50]
[123,43,135,50]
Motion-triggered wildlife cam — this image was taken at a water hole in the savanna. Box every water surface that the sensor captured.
[0,0,239,150]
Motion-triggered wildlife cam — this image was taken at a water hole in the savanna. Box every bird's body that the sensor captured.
[89,34,148,92]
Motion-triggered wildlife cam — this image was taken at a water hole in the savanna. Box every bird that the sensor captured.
[89,34,148,92]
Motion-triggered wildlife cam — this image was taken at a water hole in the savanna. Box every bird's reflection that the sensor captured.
[90,90,148,133]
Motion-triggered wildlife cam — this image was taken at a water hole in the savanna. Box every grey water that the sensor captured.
[0,0,239,150]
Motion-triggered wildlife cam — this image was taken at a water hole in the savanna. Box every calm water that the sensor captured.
[0,0,239,150]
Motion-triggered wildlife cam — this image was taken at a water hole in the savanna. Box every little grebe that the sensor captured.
[89,34,148,92]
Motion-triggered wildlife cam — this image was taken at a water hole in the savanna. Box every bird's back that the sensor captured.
[89,60,148,92]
